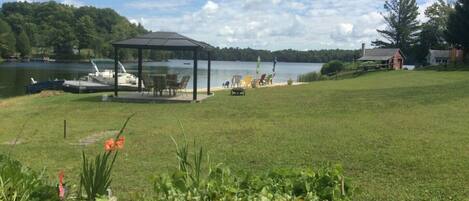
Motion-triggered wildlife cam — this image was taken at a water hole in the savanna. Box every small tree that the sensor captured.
[16,30,31,57]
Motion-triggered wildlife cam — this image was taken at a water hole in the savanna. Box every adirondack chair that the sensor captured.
[241,75,253,88]
[258,74,267,86]
[231,75,242,88]
[266,74,273,85]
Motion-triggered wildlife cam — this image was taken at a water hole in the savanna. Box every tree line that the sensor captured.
[170,48,361,63]
[373,0,469,65]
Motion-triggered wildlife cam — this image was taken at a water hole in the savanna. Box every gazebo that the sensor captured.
[112,32,214,101]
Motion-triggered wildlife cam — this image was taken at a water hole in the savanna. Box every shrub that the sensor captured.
[151,137,353,201]
[0,154,59,201]
[321,61,345,75]
[415,64,469,71]
[298,71,323,82]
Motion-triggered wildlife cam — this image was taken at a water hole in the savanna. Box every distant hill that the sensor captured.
[0,1,147,60]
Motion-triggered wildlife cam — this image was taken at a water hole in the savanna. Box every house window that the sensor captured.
[435,58,448,64]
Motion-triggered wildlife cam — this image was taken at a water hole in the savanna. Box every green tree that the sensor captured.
[415,0,453,64]
[50,22,77,56]
[373,0,420,52]
[16,30,31,57]
[447,0,469,61]
[423,0,453,49]
[76,15,97,55]
[0,18,16,57]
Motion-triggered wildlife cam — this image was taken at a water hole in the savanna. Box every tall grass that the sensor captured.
[298,71,324,82]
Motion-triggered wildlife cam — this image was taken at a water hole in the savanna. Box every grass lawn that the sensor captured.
[1,71,469,200]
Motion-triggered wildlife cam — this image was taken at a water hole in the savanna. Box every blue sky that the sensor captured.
[4,0,439,50]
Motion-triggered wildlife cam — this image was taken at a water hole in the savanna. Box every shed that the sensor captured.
[358,48,405,70]
[427,50,450,65]
[112,32,214,101]
[427,49,464,65]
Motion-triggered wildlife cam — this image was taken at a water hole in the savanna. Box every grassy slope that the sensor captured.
[1,71,469,200]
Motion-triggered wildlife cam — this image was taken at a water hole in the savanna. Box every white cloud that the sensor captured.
[418,0,438,22]
[62,0,83,7]
[125,0,438,50]
[202,1,219,13]
[15,0,83,6]
[125,0,191,10]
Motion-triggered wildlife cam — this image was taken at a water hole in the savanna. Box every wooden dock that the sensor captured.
[63,81,137,93]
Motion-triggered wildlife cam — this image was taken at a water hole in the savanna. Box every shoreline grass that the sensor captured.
[1,71,469,200]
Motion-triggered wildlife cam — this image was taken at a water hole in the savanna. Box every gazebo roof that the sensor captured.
[112,31,213,50]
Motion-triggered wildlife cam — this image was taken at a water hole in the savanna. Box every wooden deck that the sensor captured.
[109,92,212,103]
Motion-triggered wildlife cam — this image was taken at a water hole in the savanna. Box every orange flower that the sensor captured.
[104,138,115,152]
[104,137,125,152]
[115,137,125,149]
[58,170,65,199]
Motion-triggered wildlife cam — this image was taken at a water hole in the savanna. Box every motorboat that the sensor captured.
[25,59,144,94]
[83,59,142,88]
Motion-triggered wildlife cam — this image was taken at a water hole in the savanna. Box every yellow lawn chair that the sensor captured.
[241,75,253,88]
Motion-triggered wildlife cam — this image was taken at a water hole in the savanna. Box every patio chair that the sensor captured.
[176,75,191,95]
[153,75,167,96]
[141,74,155,96]
[231,75,242,88]
[166,74,178,96]
[258,74,267,86]
[241,75,253,88]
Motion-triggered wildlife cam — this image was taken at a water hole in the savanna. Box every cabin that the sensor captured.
[358,48,405,70]
[427,48,464,65]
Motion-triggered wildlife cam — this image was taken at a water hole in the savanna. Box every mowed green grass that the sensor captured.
[1,71,469,200]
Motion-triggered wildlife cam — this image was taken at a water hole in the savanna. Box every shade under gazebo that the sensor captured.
[112,32,214,101]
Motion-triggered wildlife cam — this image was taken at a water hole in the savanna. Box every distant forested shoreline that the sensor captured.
[0,1,360,63]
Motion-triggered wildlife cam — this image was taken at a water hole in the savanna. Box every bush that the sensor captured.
[321,61,345,75]
[150,137,353,201]
[298,71,323,82]
[0,154,59,201]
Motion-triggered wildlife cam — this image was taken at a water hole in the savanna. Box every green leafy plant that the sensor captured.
[152,127,353,201]
[79,115,134,200]
[0,155,59,201]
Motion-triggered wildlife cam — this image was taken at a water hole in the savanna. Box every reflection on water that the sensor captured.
[0,60,322,99]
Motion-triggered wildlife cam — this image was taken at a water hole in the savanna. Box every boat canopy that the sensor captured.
[91,59,126,73]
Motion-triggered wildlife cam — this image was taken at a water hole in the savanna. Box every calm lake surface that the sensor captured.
[0,60,322,99]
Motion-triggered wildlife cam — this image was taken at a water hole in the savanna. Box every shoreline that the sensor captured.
[0,82,306,101]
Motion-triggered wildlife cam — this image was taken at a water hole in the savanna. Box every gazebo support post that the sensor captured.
[137,48,143,92]
[114,47,119,97]
[193,49,198,101]
[207,51,211,95]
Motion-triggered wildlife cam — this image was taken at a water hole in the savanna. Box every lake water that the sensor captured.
[0,60,322,99]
